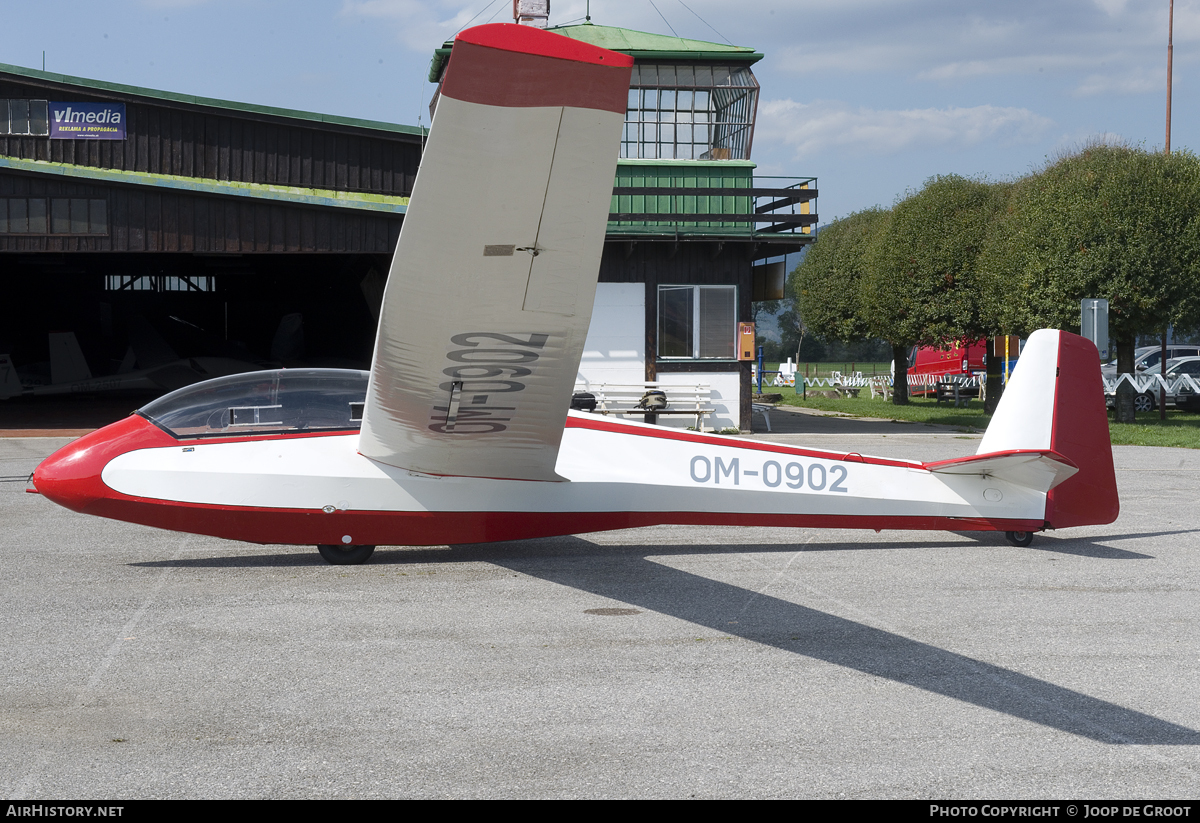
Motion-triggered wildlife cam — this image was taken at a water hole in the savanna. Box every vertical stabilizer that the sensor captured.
[977,329,1118,528]
[0,354,22,399]
[49,332,92,384]
[978,330,1058,454]
[1044,332,1119,528]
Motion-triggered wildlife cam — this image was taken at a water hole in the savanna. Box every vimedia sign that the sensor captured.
[48,102,126,140]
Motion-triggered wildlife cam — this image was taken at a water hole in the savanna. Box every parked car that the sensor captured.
[1100,345,1200,379]
[1167,357,1200,412]
[1107,355,1200,412]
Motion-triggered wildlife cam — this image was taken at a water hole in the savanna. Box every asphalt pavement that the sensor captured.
[2,423,1199,799]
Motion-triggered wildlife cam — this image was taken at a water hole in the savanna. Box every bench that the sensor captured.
[828,371,864,398]
[935,378,980,407]
[574,382,714,431]
[867,378,892,400]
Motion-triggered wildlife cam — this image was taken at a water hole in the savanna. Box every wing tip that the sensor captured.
[442,26,633,115]
[457,23,635,69]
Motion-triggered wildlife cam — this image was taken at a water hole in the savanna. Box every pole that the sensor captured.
[1163,1,1173,419]
[1167,0,1174,154]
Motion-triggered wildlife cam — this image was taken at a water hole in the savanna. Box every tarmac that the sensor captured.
[2,402,1199,798]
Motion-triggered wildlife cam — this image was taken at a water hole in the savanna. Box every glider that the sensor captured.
[30,24,1119,564]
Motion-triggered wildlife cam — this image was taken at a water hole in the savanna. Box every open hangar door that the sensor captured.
[0,252,388,418]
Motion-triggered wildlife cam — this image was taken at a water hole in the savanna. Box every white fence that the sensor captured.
[758,368,1200,395]
[791,372,1200,394]
[1101,373,1200,394]
[791,373,983,389]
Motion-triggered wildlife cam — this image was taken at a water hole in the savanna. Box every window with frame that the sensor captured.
[0,100,50,136]
[105,274,216,292]
[622,64,759,161]
[658,285,737,359]
[0,198,108,235]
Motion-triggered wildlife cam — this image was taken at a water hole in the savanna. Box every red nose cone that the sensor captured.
[34,415,173,513]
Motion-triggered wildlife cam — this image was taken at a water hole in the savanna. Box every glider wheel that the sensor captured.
[317,543,376,565]
[1005,531,1034,548]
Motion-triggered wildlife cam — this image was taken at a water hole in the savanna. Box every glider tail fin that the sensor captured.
[0,354,21,399]
[977,329,1118,529]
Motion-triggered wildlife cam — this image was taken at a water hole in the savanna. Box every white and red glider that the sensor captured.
[31,24,1119,564]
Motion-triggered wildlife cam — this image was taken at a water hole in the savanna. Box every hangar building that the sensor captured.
[1,19,815,430]
[0,64,419,393]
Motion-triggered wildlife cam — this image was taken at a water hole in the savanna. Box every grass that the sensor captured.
[1108,416,1200,448]
[767,384,1200,448]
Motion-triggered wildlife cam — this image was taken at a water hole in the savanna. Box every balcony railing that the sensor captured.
[607,175,817,239]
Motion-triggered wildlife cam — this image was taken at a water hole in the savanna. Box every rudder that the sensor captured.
[977,329,1118,528]
[1045,332,1119,528]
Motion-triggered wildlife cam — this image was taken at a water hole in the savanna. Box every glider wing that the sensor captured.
[358,24,633,481]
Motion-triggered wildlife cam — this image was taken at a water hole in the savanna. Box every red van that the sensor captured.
[894,339,1020,396]
[894,340,988,396]
[908,340,986,377]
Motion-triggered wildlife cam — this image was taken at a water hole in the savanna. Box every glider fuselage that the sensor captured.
[34,409,1047,548]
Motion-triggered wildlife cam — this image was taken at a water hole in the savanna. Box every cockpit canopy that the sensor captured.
[139,368,368,438]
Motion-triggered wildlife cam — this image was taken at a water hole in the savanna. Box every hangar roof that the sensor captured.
[0,155,408,214]
[0,61,424,138]
[545,23,762,63]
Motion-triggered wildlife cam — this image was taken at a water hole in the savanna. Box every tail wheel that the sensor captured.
[1005,531,1034,547]
[317,544,376,565]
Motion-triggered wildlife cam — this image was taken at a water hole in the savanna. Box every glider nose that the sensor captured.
[34,436,108,512]
[34,415,168,513]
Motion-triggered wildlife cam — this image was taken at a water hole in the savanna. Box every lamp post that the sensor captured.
[1166,0,1174,155]
[1162,0,1174,420]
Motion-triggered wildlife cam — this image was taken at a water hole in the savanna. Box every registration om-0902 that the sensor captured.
[689,455,849,492]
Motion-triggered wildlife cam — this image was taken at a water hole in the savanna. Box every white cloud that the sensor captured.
[1176,0,1200,40]
[918,54,1092,82]
[774,41,928,76]
[139,0,214,8]
[340,0,494,51]
[1074,66,1161,97]
[1091,0,1130,16]
[763,0,1197,88]
[758,99,1055,157]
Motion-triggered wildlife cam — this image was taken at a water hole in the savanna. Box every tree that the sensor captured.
[775,299,828,364]
[980,145,1200,422]
[790,208,891,393]
[751,298,783,325]
[861,176,1010,403]
[792,209,889,342]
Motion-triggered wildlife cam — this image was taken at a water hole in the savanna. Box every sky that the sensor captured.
[3,0,1196,225]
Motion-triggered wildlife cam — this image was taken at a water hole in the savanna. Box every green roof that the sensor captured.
[0,156,408,214]
[429,22,760,82]
[547,23,761,63]
[0,61,425,138]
